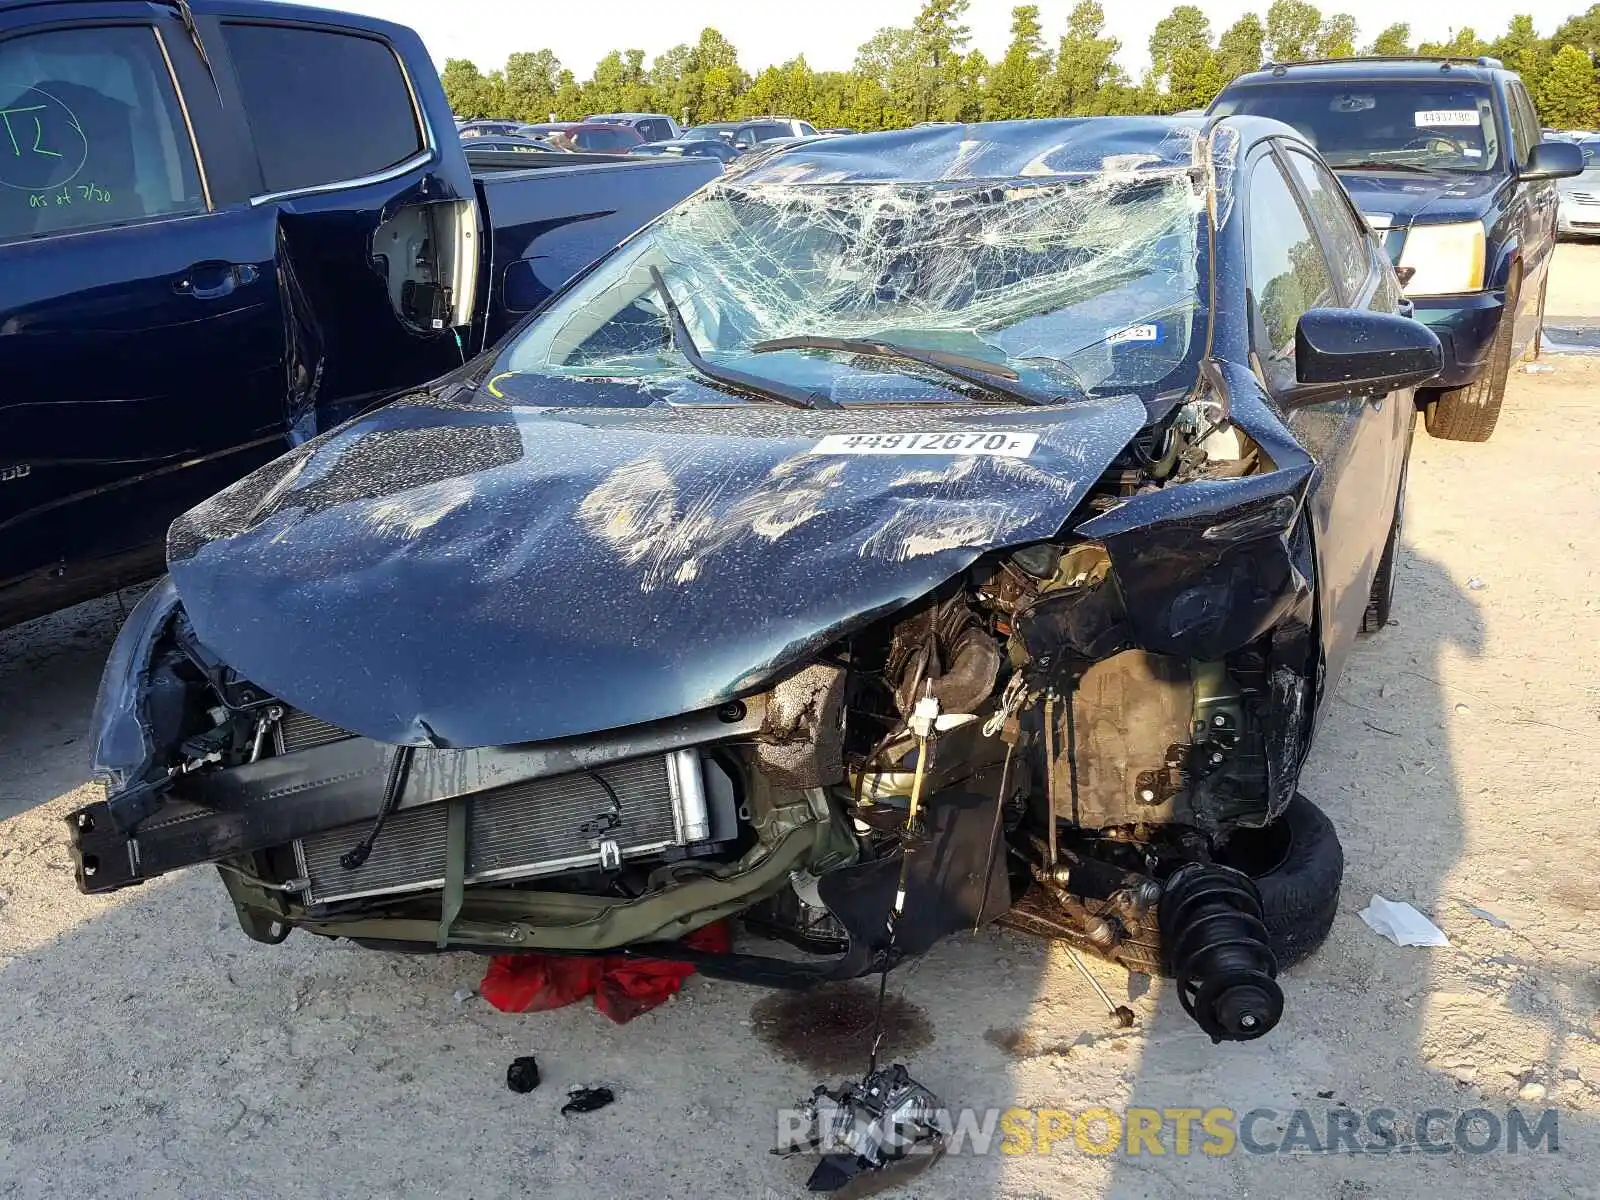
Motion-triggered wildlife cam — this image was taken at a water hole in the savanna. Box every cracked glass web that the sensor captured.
[500,153,1209,400]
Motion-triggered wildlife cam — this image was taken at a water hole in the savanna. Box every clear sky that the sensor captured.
[308,0,1582,78]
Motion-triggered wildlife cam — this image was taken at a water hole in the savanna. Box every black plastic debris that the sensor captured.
[561,1085,615,1115]
[506,1056,541,1094]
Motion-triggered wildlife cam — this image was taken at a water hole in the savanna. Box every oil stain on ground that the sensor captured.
[750,981,933,1075]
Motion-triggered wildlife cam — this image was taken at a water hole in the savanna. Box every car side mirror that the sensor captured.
[1523,140,1584,181]
[1290,308,1442,402]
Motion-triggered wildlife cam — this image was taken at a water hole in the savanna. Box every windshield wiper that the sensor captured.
[647,267,831,410]
[1332,160,1444,174]
[749,335,1045,406]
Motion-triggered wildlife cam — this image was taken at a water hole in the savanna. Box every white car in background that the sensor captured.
[1557,137,1600,239]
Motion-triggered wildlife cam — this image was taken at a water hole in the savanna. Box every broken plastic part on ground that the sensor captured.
[774,1063,949,1194]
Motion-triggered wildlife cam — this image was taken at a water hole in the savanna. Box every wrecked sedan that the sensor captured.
[73,117,1440,1044]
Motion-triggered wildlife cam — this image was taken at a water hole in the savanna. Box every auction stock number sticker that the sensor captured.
[809,431,1039,457]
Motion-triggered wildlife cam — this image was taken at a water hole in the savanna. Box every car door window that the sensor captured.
[1282,147,1373,301]
[0,25,206,243]
[1247,157,1337,390]
[798,122,818,136]
[221,23,424,195]
[578,128,619,151]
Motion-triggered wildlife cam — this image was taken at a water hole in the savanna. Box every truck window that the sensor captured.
[1282,147,1373,301]
[1247,157,1336,389]
[1216,81,1502,174]
[0,25,205,243]
[221,23,424,195]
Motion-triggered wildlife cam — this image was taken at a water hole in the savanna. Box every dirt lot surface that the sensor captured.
[4,247,1600,1199]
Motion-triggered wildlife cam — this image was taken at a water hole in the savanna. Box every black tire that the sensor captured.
[1424,271,1518,443]
[1249,795,1344,968]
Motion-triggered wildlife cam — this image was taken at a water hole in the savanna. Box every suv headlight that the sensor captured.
[1397,221,1486,296]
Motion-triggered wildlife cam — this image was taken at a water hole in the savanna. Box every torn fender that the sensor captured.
[166,393,1146,748]
[1076,462,1316,661]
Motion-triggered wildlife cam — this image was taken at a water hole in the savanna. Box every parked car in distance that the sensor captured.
[628,137,741,163]
[681,121,742,145]
[0,0,720,628]
[585,112,683,143]
[1557,137,1600,239]
[681,118,819,154]
[457,120,526,138]
[520,121,645,154]
[1211,56,1582,442]
[459,134,567,154]
[77,117,1441,1052]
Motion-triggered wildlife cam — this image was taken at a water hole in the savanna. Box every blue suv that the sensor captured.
[1212,57,1583,441]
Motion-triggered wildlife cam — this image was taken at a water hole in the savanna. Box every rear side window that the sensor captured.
[1247,158,1336,387]
[1282,147,1372,300]
[0,25,205,243]
[577,127,624,150]
[637,119,669,142]
[221,23,424,194]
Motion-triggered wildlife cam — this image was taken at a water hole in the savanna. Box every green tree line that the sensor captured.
[441,1,1600,132]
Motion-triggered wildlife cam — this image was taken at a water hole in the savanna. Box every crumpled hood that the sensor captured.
[167,393,1146,747]
[1334,170,1503,229]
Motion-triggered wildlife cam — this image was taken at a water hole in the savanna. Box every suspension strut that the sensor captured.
[1159,863,1282,1042]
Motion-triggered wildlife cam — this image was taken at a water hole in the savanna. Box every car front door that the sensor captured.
[212,17,479,425]
[1244,145,1405,691]
[0,7,285,617]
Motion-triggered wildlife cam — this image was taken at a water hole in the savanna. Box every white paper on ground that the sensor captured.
[1358,895,1451,947]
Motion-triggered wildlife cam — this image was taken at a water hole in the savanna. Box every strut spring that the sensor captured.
[1159,863,1283,1043]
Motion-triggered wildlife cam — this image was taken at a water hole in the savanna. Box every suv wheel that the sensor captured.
[1423,269,1519,443]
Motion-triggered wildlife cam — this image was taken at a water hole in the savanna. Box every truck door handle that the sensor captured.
[173,262,259,300]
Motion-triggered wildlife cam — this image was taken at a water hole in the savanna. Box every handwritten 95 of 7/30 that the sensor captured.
[30,182,111,209]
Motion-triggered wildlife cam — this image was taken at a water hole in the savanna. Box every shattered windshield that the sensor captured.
[1214,82,1502,174]
[489,168,1207,407]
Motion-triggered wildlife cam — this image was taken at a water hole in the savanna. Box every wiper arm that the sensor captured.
[1333,160,1442,174]
[750,334,1045,406]
[163,0,224,104]
[647,267,830,410]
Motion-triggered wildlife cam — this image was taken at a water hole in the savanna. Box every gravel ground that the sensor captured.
[4,247,1600,1199]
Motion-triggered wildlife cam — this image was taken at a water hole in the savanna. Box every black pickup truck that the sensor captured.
[0,0,719,627]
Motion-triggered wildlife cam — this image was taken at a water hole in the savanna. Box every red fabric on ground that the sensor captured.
[479,921,731,1024]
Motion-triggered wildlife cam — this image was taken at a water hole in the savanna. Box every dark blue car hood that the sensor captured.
[167,392,1146,748]
[1334,169,1503,228]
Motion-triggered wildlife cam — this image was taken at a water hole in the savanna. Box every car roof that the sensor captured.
[730,115,1291,187]
[586,112,673,121]
[1227,56,1508,88]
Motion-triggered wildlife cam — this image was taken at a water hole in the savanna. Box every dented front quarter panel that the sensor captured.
[1076,463,1315,661]
[167,393,1147,748]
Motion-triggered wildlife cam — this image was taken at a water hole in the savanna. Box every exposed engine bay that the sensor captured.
[71,389,1328,1047]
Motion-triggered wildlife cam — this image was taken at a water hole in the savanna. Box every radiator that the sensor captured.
[293,749,710,905]
[273,708,354,755]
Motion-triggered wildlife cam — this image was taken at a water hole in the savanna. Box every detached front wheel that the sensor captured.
[1424,271,1519,443]
[1217,794,1344,968]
